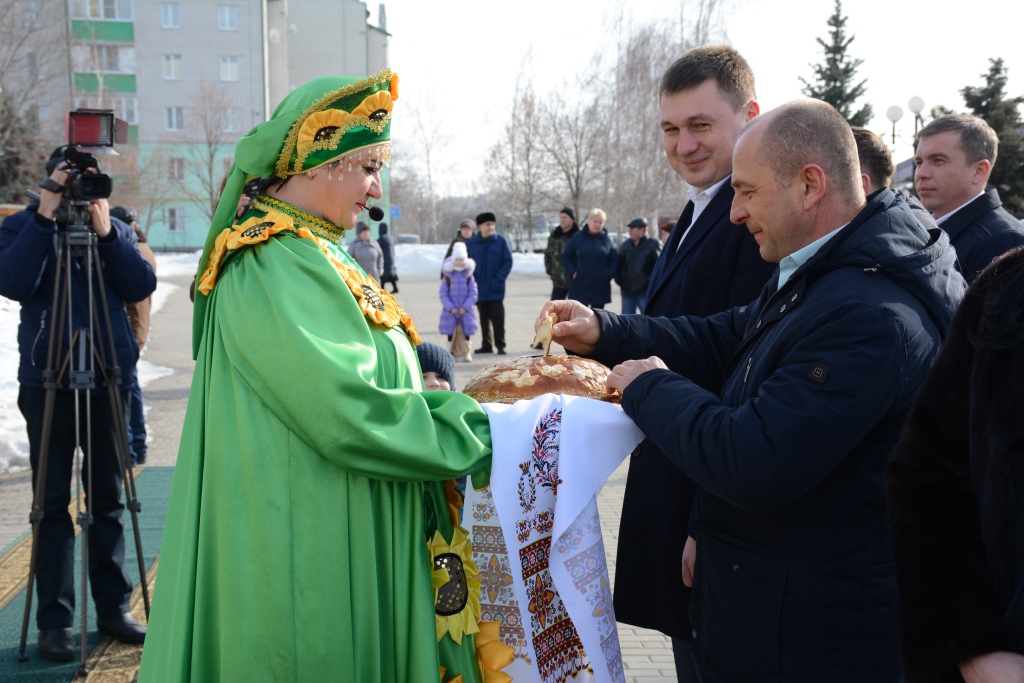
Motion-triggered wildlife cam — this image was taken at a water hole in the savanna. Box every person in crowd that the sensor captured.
[540,99,965,682]
[889,246,1024,683]
[377,221,398,293]
[348,221,384,282]
[466,212,513,355]
[0,151,157,660]
[138,71,496,682]
[915,114,1024,283]
[561,208,618,309]
[543,207,579,300]
[612,45,775,681]
[110,205,156,466]
[442,218,476,277]
[658,220,672,245]
[851,126,937,230]
[615,216,661,314]
[440,241,478,362]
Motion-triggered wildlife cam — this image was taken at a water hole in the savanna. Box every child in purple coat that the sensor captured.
[439,242,478,362]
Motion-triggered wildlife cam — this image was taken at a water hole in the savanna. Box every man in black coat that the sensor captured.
[615,217,661,314]
[915,114,1024,283]
[377,221,398,292]
[540,100,965,681]
[614,45,774,680]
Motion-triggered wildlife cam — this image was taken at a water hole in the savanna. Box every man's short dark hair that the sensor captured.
[756,100,861,198]
[659,45,756,111]
[917,114,999,167]
[851,126,895,190]
[356,221,370,233]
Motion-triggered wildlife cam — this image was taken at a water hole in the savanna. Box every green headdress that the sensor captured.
[191,69,398,358]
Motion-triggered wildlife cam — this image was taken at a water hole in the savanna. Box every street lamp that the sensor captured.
[886,105,904,144]
[908,96,925,137]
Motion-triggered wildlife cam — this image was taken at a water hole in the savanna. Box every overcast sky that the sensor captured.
[378,0,1022,198]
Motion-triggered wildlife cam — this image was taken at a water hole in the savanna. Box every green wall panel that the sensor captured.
[72,20,134,42]
[74,73,136,93]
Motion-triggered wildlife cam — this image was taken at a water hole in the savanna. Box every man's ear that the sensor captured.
[972,158,992,189]
[798,164,827,211]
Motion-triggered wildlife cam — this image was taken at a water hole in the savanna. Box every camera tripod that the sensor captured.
[17,218,150,675]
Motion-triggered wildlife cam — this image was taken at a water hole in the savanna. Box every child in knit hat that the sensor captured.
[439,242,478,362]
[415,341,466,522]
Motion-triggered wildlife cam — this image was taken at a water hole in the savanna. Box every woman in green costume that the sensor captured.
[138,71,507,682]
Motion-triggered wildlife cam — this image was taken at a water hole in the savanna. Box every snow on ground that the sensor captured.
[395,244,546,277]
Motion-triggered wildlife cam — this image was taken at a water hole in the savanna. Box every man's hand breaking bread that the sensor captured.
[535,300,601,356]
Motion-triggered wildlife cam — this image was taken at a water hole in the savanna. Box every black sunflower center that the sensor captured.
[313,125,339,142]
[360,284,385,311]
[241,221,275,238]
[368,109,389,122]
[434,552,469,616]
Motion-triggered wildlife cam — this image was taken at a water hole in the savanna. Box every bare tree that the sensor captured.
[175,81,237,222]
[401,96,452,244]
[540,79,606,225]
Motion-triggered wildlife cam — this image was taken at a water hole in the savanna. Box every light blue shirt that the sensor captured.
[777,224,847,289]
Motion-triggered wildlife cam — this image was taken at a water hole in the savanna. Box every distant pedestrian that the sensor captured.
[466,212,513,354]
[561,208,618,309]
[543,207,579,300]
[378,221,398,292]
[440,242,478,362]
[615,216,661,314]
[442,218,476,277]
[348,221,384,282]
[659,221,671,244]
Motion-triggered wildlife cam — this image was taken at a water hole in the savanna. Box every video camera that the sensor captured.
[48,109,129,230]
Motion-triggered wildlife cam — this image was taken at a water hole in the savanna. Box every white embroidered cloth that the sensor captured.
[466,395,644,683]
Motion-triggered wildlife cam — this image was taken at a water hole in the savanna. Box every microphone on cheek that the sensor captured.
[368,206,384,221]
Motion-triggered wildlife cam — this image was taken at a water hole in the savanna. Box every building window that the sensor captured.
[217,5,237,30]
[168,157,185,181]
[73,0,132,20]
[165,106,184,131]
[167,207,186,233]
[160,2,179,28]
[162,54,182,80]
[223,108,242,132]
[113,96,137,124]
[218,56,239,82]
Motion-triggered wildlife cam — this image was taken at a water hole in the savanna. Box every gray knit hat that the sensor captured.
[416,341,455,389]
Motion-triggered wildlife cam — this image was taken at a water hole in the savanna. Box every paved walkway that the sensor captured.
[0,270,678,681]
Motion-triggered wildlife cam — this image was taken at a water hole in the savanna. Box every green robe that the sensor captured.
[138,227,492,681]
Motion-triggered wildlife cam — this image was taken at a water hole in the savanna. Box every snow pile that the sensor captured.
[0,297,28,472]
[155,250,201,277]
[395,244,546,277]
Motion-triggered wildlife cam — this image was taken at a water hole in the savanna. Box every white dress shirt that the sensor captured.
[935,191,985,226]
[675,175,732,254]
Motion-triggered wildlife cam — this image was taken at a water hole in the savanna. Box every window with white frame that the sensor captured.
[217,5,237,30]
[113,96,137,124]
[219,56,239,82]
[168,157,185,181]
[73,0,132,20]
[160,2,179,28]
[165,106,184,131]
[90,44,121,72]
[224,108,242,132]
[167,207,186,233]
[162,54,182,80]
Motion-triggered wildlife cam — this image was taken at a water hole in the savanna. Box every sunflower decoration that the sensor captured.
[198,209,298,295]
[278,69,398,178]
[429,527,482,645]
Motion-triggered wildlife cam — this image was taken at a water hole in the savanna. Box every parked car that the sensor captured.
[396,234,421,244]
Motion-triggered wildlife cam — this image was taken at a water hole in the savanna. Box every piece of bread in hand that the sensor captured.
[532,312,558,356]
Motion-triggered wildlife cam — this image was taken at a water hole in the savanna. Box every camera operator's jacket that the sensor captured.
[0,204,156,390]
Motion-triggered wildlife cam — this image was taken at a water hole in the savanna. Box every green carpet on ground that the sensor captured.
[0,467,173,682]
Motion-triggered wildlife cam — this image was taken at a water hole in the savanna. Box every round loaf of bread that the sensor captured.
[462,355,619,404]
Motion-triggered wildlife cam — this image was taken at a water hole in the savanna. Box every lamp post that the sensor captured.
[908,96,925,137]
[886,105,904,144]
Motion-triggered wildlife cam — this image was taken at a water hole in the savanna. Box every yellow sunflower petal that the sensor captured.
[351,90,393,119]
[390,73,400,101]
[296,109,351,153]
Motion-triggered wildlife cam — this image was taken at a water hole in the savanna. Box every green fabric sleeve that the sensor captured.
[210,234,492,483]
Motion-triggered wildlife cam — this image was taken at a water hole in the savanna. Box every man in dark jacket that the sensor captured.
[915,114,1024,283]
[541,100,965,682]
[615,216,661,314]
[0,157,157,660]
[852,126,938,231]
[466,211,513,354]
[615,46,774,681]
[377,221,398,293]
[543,207,578,300]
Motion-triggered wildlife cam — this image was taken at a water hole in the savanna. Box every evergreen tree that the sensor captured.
[961,58,1024,216]
[800,0,873,126]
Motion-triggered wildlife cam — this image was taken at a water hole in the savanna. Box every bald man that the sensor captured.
[538,100,965,682]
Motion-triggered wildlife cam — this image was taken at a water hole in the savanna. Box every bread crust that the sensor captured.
[462,355,620,404]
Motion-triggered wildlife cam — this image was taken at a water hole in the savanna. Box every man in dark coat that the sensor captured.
[0,157,157,660]
[888,246,1024,683]
[852,126,938,231]
[540,100,965,682]
[915,114,1024,283]
[377,221,398,293]
[615,216,661,314]
[543,207,578,300]
[466,211,513,354]
[614,45,774,680]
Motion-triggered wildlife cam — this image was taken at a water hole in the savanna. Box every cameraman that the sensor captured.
[0,149,156,661]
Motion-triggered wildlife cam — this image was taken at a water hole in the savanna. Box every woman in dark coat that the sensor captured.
[561,208,618,309]
[888,246,1024,683]
[377,221,398,292]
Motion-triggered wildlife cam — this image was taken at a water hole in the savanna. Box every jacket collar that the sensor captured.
[933,188,1001,240]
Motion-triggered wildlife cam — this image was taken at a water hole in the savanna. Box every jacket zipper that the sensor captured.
[739,356,754,401]
[30,309,48,367]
